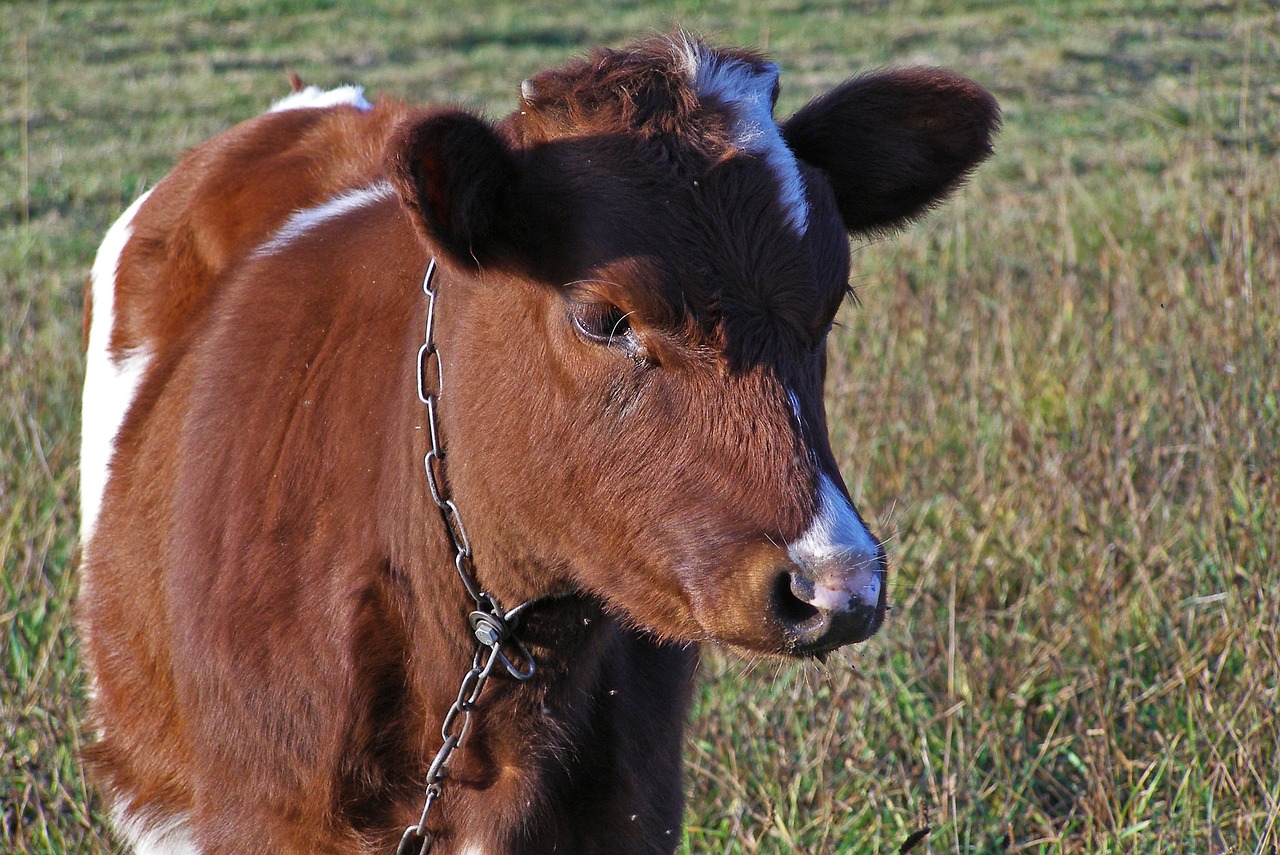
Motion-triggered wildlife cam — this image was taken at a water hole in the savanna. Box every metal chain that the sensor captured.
[398,259,537,855]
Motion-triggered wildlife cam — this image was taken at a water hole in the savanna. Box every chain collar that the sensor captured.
[398,259,537,855]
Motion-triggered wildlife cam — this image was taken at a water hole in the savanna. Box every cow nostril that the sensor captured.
[772,571,819,627]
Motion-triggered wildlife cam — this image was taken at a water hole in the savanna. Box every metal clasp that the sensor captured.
[468,600,537,680]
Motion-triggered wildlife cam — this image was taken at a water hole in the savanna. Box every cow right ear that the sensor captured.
[781,69,1000,236]
[387,109,522,271]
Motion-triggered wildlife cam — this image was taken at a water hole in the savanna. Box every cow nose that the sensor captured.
[776,472,888,655]
[773,552,887,654]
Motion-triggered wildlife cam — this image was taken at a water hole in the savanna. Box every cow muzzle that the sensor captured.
[774,550,887,655]
[776,472,888,655]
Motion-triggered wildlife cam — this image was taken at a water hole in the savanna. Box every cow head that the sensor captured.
[387,34,998,657]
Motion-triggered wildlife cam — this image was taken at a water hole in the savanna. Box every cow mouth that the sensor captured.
[680,565,888,660]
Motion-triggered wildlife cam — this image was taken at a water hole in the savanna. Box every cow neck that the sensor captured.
[398,258,538,855]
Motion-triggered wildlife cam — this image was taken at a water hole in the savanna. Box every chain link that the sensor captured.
[397,259,537,855]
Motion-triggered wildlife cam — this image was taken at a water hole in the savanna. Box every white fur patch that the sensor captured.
[269,84,373,113]
[787,390,804,428]
[81,190,155,546]
[677,39,809,234]
[787,473,882,610]
[112,804,201,855]
[252,180,394,258]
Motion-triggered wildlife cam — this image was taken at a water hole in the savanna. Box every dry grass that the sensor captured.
[3,1,1278,852]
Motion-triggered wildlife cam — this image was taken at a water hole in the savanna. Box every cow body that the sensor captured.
[80,35,997,854]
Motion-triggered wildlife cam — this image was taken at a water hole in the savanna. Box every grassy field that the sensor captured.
[3,0,1278,852]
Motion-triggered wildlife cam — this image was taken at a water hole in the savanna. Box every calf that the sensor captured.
[79,33,997,854]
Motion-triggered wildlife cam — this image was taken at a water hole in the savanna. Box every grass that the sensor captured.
[3,0,1278,852]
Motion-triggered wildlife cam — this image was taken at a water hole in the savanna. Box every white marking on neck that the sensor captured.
[81,190,154,546]
[112,803,201,854]
[253,180,394,258]
[787,472,882,610]
[269,84,373,113]
[677,39,809,234]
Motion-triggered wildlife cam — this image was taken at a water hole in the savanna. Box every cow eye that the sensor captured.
[569,300,633,346]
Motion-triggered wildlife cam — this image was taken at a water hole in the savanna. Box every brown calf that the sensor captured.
[79,33,997,854]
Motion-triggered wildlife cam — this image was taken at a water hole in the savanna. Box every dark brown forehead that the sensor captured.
[505,34,848,369]
[565,167,849,371]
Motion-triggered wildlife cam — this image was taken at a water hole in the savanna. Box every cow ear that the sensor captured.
[782,69,999,235]
[387,109,521,270]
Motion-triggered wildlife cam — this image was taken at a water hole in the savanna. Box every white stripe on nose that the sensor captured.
[786,472,882,611]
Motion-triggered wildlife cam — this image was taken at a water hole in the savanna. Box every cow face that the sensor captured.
[388,35,998,657]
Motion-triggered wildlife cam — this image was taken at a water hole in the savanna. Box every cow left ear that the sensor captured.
[781,69,1000,235]
[387,108,523,271]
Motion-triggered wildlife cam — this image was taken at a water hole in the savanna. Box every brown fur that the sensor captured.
[80,34,997,854]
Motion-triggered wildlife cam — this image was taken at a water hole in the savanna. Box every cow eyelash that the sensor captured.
[568,300,635,347]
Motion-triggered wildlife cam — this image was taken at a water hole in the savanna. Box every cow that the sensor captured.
[78,32,998,854]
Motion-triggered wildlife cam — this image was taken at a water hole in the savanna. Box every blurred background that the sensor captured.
[3,1,1277,852]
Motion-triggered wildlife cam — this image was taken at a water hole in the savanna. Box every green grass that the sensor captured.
[4,1,1278,852]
